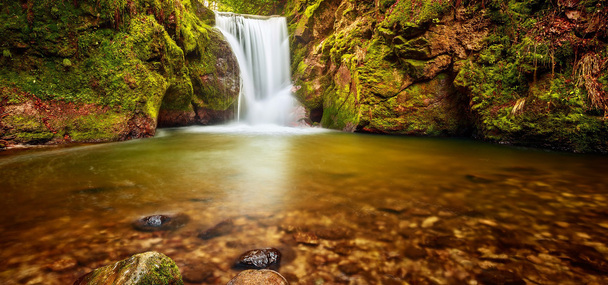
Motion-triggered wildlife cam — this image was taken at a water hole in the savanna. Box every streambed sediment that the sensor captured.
[1,127,607,284]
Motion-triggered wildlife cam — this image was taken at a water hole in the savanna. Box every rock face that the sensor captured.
[74,251,183,285]
[227,269,288,285]
[0,0,239,147]
[286,0,608,152]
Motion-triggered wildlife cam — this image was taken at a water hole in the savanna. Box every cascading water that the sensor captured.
[215,12,298,126]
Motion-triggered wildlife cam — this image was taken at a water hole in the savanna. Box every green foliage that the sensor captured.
[381,0,452,28]
[213,0,287,15]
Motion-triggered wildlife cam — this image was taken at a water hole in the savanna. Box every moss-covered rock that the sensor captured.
[74,251,183,285]
[360,73,472,136]
[0,0,239,146]
[287,0,608,152]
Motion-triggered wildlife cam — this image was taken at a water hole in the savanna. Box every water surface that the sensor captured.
[1,125,607,284]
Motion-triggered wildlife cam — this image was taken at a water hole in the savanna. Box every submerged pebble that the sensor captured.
[198,219,234,240]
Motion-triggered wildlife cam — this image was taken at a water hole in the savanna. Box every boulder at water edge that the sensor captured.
[74,251,183,285]
[227,269,288,285]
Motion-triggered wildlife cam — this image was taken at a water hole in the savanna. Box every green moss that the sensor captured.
[68,112,128,141]
[5,115,56,144]
[321,60,360,131]
[380,0,451,28]
[358,38,407,98]
[62,58,72,67]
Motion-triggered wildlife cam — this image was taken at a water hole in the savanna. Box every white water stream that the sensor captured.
[215,12,299,126]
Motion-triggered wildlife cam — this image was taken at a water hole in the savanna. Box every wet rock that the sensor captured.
[227,269,288,285]
[180,262,214,283]
[465,174,495,184]
[74,251,183,285]
[476,268,525,285]
[408,208,433,216]
[421,216,440,228]
[565,244,608,274]
[422,235,460,249]
[197,219,234,240]
[338,261,362,275]
[132,213,190,232]
[234,248,282,270]
[315,226,351,240]
[403,245,427,260]
[47,257,77,271]
[330,242,355,255]
[293,232,319,245]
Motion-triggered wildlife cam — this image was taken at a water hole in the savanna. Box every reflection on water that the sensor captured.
[1,125,608,284]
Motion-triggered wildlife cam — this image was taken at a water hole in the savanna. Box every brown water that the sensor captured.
[1,125,608,284]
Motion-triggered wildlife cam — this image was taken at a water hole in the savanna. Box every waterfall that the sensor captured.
[215,12,298,126]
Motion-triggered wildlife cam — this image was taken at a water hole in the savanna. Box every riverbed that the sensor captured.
[1,125,607,284]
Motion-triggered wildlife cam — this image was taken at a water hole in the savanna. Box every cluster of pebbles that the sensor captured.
[2,166,608,285]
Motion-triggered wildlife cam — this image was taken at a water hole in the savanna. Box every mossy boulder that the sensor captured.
[0,0,239,146]
[287,0,608,152]
[360,73,472,136]
[74,251,183,285]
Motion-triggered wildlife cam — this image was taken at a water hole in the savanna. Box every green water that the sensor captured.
[1,125,607,284]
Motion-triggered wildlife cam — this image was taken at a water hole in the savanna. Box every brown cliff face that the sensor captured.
[287,0,608,152]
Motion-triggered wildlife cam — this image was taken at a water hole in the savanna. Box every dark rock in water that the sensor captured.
[74,251,183,285]
[315,226,351,240]
[330,242,355,256]
[403,245,427,260]
[227,269,288,285]
[465,174,495,184]
[338,261,362,275]
[500,166,548,176]
[197,219,234,240]
[565,244,608,274]
[476,268,525,285]
[421,235,460,249]
[132,213,189,232]
[234,248,282,270]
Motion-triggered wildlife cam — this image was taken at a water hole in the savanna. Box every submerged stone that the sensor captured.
[293,232,319,245]
[338,261,362,275]
[476,268,525,285]
[315,226,352,240]
[132,214,189,232]
[227,269,288,285]
[197,219,234,240]
[234,248,282,270]
[180,262,215,283]
[403,245,427,260]
[74,251,183,285]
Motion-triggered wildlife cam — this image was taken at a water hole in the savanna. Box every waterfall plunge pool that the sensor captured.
[1,125,608,284]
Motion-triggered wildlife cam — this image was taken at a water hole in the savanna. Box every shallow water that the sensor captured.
[1,125,608,284]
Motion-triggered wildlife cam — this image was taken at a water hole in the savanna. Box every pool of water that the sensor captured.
[1,125,608,284]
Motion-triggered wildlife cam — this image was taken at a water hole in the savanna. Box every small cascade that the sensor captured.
[215,12,298,126]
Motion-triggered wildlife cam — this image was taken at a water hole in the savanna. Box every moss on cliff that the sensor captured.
[287,0,608,152]
[1,0,239,146]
